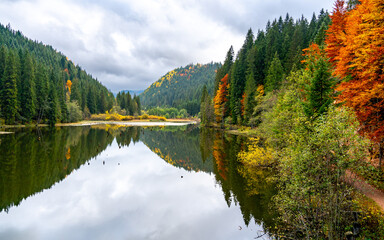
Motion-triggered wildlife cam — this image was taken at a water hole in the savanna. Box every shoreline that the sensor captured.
[0,119,198,131]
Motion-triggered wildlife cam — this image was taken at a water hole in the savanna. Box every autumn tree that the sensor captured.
[214,74,229,124]
[326,0,384,166]
[325,0,347,67]
[200,85,214,125]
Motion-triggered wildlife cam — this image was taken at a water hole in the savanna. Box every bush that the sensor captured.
[66,101,83,123]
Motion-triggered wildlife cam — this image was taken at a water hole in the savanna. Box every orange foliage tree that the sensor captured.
[214,74,230,123]
[66,79,72,93]
[326,0,384,165]
[325,0,348,67]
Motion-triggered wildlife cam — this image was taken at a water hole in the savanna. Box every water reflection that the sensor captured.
[0,125,277,239]
[0,127,114,213]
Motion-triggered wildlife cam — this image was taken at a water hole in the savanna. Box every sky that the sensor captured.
[0,0,335,92]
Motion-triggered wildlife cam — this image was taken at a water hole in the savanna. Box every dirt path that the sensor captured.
[346,170,384,211]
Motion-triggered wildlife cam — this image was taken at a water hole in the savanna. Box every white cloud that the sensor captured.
[0,0,335,92]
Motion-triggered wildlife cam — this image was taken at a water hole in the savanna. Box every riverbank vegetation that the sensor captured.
[90,112,166,122]
[201,0,384,237]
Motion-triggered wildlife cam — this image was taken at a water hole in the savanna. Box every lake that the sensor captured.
[0,124,277,240]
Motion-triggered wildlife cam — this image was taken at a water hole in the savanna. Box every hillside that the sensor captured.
[0,23,114,125]
[139,62,221,115]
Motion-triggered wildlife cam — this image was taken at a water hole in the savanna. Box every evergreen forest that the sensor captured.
[0,23,115,125]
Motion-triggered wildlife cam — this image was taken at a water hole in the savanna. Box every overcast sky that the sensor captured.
[0,0,335,92]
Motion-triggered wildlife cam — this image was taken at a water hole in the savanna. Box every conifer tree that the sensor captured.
[304,55,334,118]
[200,85,208,124]
[126,92,132,115]
[0,46,7,113]
[0,46,6,82]
[87,87,97,114]
[133,95,141,115]
[34,64,49,123]
[47,81,58,126]
[214,46,234,92]
[230,29,254,123]
[0,51,18,124]
[265,52,284,92]
[19,51,36,122]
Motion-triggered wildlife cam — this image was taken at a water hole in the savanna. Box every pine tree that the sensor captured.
[265,52,284,92]
[133,95,141,115]
[19,51,36,122]
[313,22,328,46]
[34,63,48,123]
[243,47,258,124]
[214,46,234,92]
[0,46,6,82]
[254,31,267,85]
[47,81,58,126]
[0,51,18,124]
[230,29,254,123]
[87,87,97,114]
[70,78,82,107]
[243,71,257,124]
[304,56,334,118]
[0,46,7,113]
[200,85,208,124]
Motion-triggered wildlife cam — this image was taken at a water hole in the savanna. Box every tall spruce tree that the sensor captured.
[303,56,334,119]
[34,63,48,123]
[214,46,234,92]
[200,85,208,124]
[47,70,58,126]
[230,29,254,123]
[126,92,132,115]
[47,81,58,126]
[19,51,36,122]
[133,95,141,115]
[0,46,7,113]
[243,47,258,124]
[0,51,18,124]
[265,52,284,92]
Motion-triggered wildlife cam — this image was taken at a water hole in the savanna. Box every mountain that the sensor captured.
[139,62,221,115]
[122,90,144,96]
[0,23,114,124]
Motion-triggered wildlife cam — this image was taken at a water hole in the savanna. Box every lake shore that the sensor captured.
[0,119,198,131]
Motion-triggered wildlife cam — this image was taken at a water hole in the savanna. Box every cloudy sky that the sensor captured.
[0,0,335,92]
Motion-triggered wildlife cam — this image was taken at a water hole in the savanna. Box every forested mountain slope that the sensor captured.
[139,62,221,115]
[0,23,114,125]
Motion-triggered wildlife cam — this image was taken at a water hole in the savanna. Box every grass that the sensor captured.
[353,191,384,239]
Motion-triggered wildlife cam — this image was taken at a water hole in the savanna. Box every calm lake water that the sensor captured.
[0,125,277,240]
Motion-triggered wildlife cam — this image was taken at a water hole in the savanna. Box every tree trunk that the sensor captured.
[379,141,383,171]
